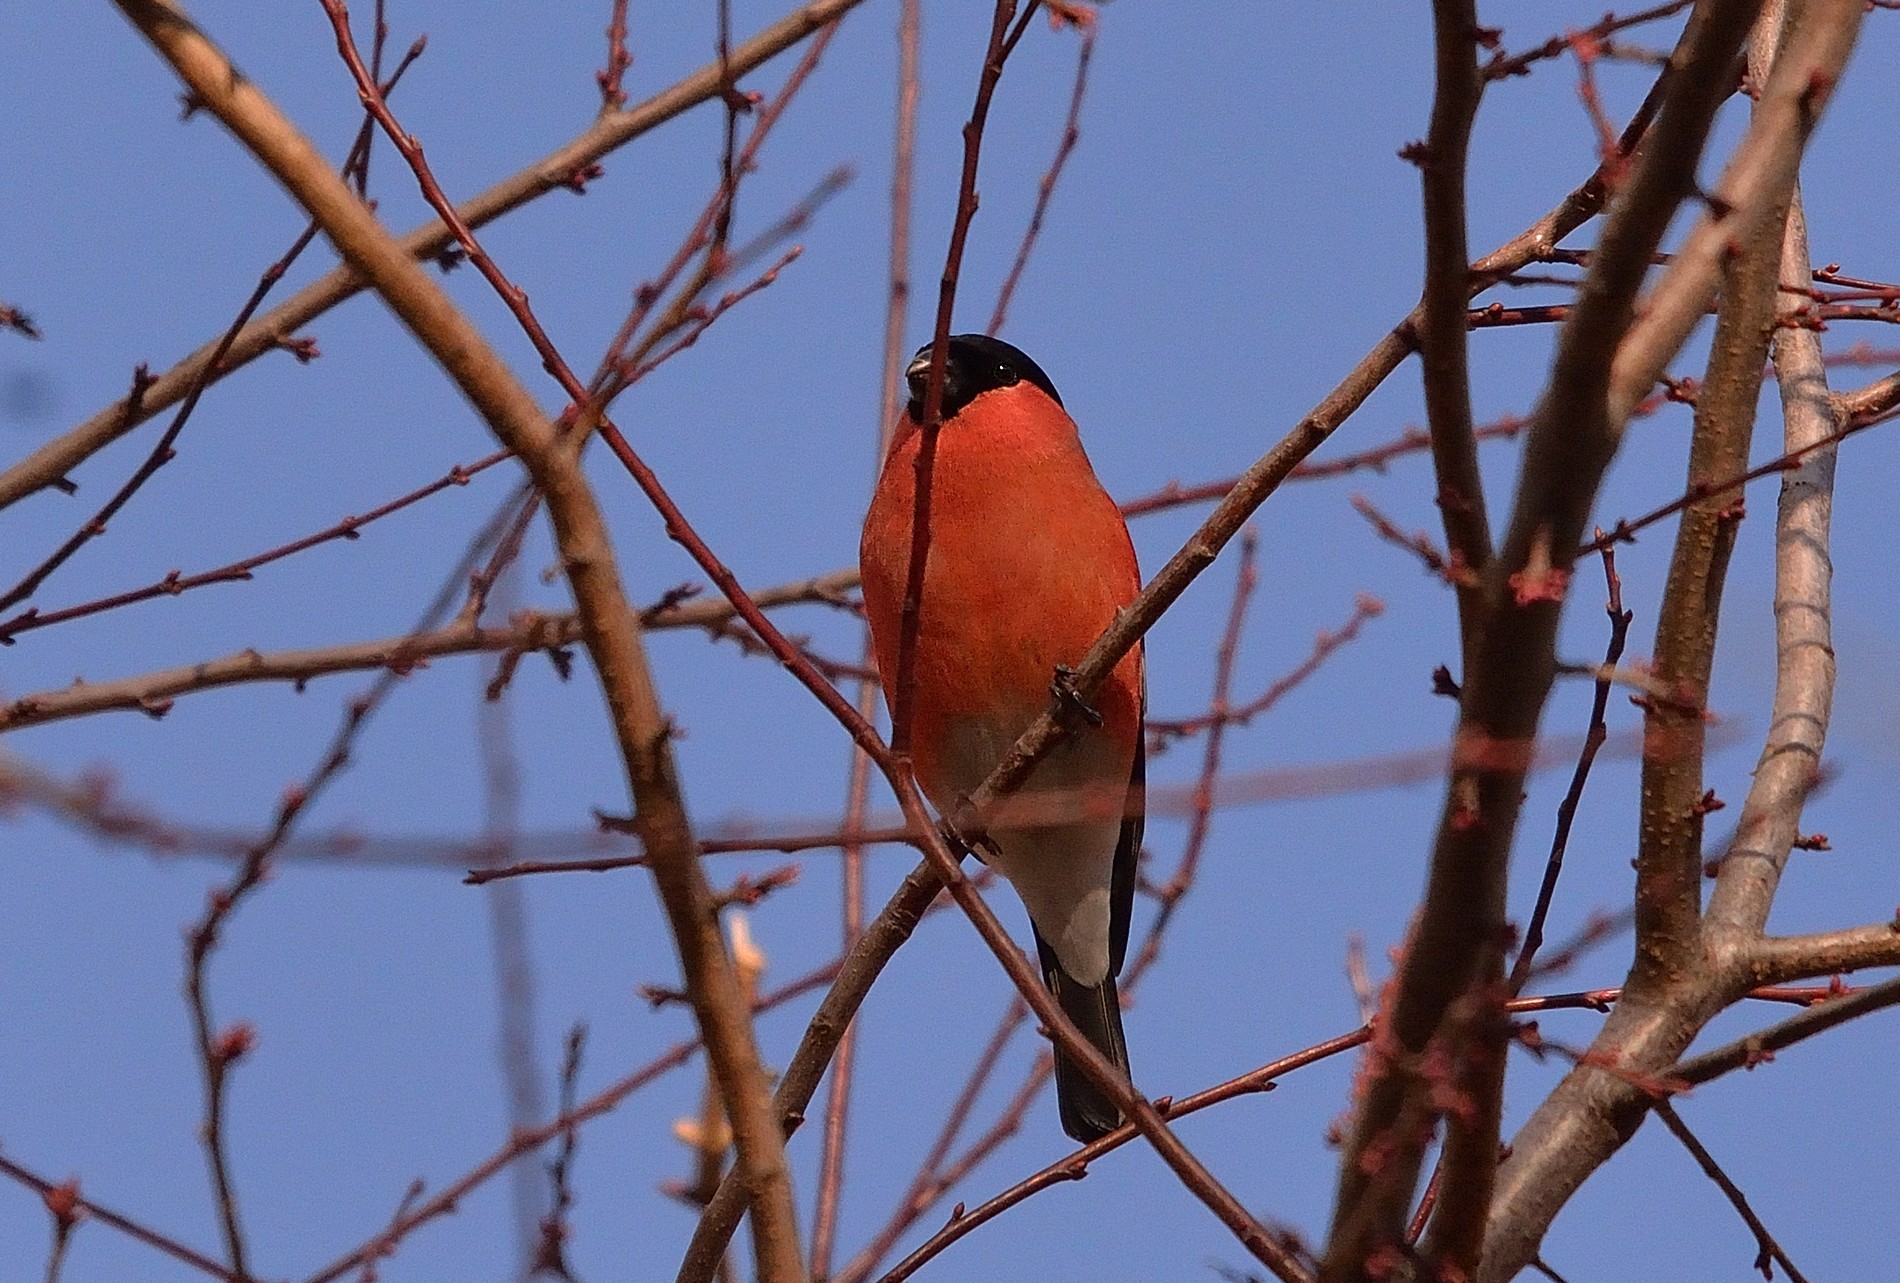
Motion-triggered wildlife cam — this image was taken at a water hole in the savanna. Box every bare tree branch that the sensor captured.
[108,4,808,1276]
[0,0,866,512]
[1704,181,1840,939]
[0,569,859,732]
[1482,5,1867,1278]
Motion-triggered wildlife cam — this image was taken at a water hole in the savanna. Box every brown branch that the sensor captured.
[1651,1101,1811,1283]
[1482,1,1696,81]
[0,448,513,644]
[986,24,1094,336]
[1507,546,1632,990]
[811,6,921,1274]
[110,4,821,1278]
[1413,0,1494,690]
[1744,918,1900,986]
[1631,109,1791,990]
[675,863,944,1283]
[0,1155,237,1282]
[1482,6,1869,1278]
[1672,972,1900,1086]
[0,568,859,732]
[1606,3,1861,422]
[313,4,813,1275]
[1323,4,1776,1278]
[0,0,866,512]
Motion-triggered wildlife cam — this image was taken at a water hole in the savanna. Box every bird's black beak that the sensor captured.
[904,349,934,422]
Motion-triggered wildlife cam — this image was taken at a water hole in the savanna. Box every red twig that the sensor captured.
[588,31,839,405]
[1351,493,1468,585]
[0,449,512,643]
[1148,591,1382,744]
[987,24,1095,336]
[890,0,1026,754]
[1567,28,1623,173]
[0,1155,238,1282]
[1507,544,1632,990]
[1117,414,1530,517]
[1585,406,1891,554]
[1481,1,1695,81]
[299,959,844,1283]
[596,0,633,111]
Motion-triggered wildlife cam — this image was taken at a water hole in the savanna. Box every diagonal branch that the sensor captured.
[1651,1101,1811,1283]
[0,0,866,513]
[1672,972,1900,1086]
[108,4,806,1278]
[0,569,859,732]
[1606,1,1863,421]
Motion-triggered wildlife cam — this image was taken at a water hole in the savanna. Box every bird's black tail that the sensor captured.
[1034,930,1131,1143]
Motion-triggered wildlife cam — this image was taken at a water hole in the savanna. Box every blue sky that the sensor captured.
[2,2,1898,1280]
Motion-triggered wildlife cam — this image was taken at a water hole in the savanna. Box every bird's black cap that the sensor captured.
[904,334,1063,423]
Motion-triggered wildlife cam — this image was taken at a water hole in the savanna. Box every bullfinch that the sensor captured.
[859,334,1144,1143]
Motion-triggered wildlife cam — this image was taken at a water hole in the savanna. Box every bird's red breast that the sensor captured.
[859,378,1143,849]
[861,335,1144,1140]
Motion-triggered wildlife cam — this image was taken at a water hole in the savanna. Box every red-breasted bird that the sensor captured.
[860,334,1144,1142]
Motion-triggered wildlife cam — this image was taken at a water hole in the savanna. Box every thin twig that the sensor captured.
[0,1155,238,1282]
[0,449,513,644]
[1,0,867,511]
[987,25,1095,336]
[1507,545,1632,991]
[1651,1101,1811,1283]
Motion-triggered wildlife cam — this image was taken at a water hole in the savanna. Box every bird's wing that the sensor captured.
[1107,688,1145,978]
